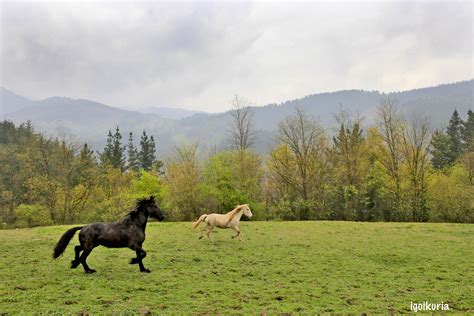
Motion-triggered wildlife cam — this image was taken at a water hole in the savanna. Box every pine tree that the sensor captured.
[79,143,95,168]
[332,120,365,220]
[127,132,140,172]
[99,130,114,166]
[74,143,97,184]
[462,110,474,151]
[430,130,453,169]
[100,127,126,170]
[446,110,464,162]
[139,131,157,171]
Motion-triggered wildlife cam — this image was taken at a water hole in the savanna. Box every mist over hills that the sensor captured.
[0,80,472,158]
[130,106,203,120]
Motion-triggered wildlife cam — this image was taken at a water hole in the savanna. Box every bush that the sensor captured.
[428,164,474,223]
[14,204,52,227]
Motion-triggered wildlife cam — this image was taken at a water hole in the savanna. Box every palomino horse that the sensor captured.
[193,204,253,241]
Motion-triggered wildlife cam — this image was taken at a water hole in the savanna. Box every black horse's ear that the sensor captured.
[149,195,155,201]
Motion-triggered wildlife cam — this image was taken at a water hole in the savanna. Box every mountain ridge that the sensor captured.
[1,80,472,157]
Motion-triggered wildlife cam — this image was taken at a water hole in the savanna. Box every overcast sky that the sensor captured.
[1,1,472,112]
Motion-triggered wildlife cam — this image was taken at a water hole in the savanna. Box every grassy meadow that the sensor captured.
[0,221,473,314]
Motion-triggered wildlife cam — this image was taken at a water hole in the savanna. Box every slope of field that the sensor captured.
[0,221,473,313]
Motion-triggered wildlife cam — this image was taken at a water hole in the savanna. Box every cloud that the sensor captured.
[1,1,472,112]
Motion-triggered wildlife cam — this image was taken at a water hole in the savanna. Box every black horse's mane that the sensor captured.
[119,197,154,226]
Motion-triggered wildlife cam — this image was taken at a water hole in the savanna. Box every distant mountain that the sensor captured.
[0,92,175,152]
[0,87,36,115]
[167,80,473,154]
[1,80,472,157]
[131,106,203,120]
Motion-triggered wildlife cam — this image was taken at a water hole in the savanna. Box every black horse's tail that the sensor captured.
[53,226,83,259]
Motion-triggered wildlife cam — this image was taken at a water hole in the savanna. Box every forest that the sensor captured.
[0,98,473,228]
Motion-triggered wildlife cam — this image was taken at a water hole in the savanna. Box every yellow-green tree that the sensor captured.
[203,149,264,217]
[266,109,330,219]
[163,144,204,221]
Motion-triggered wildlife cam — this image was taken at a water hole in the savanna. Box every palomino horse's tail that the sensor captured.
[53,226,83,258]
[192,214,207,229]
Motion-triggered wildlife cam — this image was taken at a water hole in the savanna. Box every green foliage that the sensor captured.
[203,149,263,214]
[430,129,453,169]
[14,204,52,227]
[1,105,473,227]
[266,109,330,220]
[428,164,474,223]
[330,119,367,220]
[128,170,163,201]
[162,144,205,221]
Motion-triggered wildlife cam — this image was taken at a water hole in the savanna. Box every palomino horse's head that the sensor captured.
[241,204,253,218]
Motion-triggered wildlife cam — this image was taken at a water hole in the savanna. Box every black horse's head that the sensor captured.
[138,196,165,221]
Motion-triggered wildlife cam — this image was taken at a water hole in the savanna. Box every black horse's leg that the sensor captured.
[129,241,142,265]
[79,246,96,273]
[130,246,150,273]
[137,248,150,273]
[71,245,83,268]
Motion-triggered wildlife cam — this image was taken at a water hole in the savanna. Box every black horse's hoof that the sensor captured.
[85,269,96,274]
[70,260,79,268]
[130,258,139,264]
[140,268,151,273]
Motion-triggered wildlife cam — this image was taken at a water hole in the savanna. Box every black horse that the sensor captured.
[53,196,164,273]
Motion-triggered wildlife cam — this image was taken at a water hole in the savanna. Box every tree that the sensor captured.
[100,127,126,170]
[0,120,17,144]
[139,131,161,171]
[127,132,140,172]
[128,170,163,201]
[375,98,404,219]
[14,204,51,227]
[69,143,98,222]
[164,144,204,221]
[228,95,256,151]
[446,109,464,162]
[331,111,367,220]
[462,110,474,151]
[401,115,431,221]
[430,130,452,169]
[428,164,474,223]
[267,109,329,219]
[203,149,263,215]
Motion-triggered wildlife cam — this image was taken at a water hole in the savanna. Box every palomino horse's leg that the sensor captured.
[199,226,206,239]
[206,223,214,242]
[231,226,241,240]
[71,245,83,268]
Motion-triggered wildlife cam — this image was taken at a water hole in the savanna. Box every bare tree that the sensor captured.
[401,114,431,221]
[228,95,256,151]
[275,108,325,201]
[376,97,404,214]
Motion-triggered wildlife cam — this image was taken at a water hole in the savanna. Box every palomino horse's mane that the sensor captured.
[226,204,246,223]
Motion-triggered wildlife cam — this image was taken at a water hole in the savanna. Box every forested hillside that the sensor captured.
[1,80,472,156]
[1,99,472,228]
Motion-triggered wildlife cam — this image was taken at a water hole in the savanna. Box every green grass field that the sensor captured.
[0,221,473,314]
